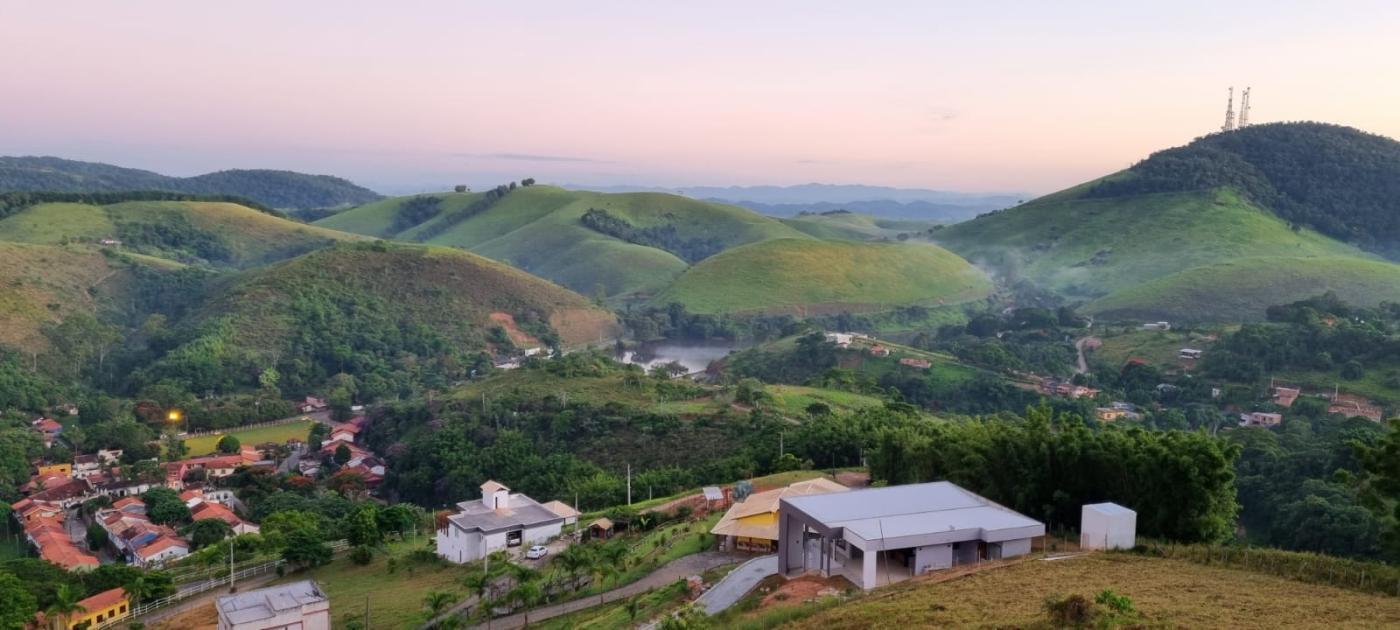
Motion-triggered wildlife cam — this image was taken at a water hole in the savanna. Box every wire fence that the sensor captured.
[1131,541,1400,597]
[91,540,350,629]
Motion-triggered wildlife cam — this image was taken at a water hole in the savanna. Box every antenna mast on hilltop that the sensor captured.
[1222,86,1236,132]
[1238,87,1251,128]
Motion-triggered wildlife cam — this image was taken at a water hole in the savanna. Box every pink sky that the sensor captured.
[3,1,1398,194]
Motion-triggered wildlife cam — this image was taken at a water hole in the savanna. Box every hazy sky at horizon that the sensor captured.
[3,1,1398,194]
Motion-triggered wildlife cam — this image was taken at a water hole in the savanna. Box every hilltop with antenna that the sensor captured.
[1222,86,1252,132]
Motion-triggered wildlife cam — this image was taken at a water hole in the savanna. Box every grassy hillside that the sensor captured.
[134,242,618,394]
[182,242,617,354]
[0,156,381,210]
[655,239,992,315]
[0,199,362,267]
[935,187,1400,320]
[0,242,137,355]
[781,211,933,240]
[1086,256,1400,321]
[1085,122,1400,258]
[782,553,1400,629]
[312,191,484,237]
[317,186,812,299]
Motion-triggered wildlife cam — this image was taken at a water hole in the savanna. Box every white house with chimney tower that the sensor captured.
[435,480,566,564]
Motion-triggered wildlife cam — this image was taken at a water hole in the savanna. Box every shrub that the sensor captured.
[350,545,374,566]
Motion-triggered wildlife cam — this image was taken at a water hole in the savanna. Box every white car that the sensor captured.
[525,545,548,560]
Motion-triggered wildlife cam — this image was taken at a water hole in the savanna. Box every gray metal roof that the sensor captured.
[217,580,326,625]
[448,492,564,534]
[782,481,1043,542]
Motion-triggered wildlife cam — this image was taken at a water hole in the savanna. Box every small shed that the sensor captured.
[1080,502,1136,550]
[588,517,614,540]
[702,486,728,509]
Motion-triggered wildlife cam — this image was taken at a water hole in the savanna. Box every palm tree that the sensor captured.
[45,584,86,630]
[126,576,154,608]
[423,590,455,617]
[554,545,592,590]
[590,561,620,605]
[508,579,543,627]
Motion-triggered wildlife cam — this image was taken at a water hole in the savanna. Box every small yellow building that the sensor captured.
[36,463,73,478]
[64,587,130,629]
[711,478,849,552]
[1095,408,1128,422]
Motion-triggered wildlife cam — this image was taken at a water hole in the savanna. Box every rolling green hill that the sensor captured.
[136,242,619,393]
[0,156,381,210]
[935,185,1400,321]
[1086,256,1400,321]
[0,199,363,267]
[1084,122,1400,259]
[655,238,992,315]
[780,211,935,240]
[0,241,189,358]
[317,185,813,299]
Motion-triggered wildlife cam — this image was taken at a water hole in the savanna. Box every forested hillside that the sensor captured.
[935,159,1400,321]
[1086,122,1400,258]
[0,156,381,210]
[129,242,619,399]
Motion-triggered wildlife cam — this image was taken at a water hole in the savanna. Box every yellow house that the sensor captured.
[711,478,849,552]
[36,463,73,478]
[1095,408,1128,422]
[62,587,129,629]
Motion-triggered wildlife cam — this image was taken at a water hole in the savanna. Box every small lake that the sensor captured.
[619,341,744,374]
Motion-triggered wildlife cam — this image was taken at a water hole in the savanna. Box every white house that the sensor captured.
[778,481,1044,590]
[217,580,330,630]
[1080,502,1136,550]
[436,481,565,564]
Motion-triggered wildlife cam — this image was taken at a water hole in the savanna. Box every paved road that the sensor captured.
[696,554,777,615]
[467,551,744,629]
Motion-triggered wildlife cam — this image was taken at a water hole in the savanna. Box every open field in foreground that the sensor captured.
[784,553,1400,629]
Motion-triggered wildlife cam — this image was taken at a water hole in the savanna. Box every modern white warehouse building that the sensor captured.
[1080,502,1137,550]
[777,481,1045,590]
[436,480,568,564]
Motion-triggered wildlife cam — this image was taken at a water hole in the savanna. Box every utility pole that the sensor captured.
[626,463,632,505]
[229,538,234,590]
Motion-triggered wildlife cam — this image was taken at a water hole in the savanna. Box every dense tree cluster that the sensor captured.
[413,183,514,241]
[868,405,1241,542]
[0,189,278,220]
[580,208,725,263]
[1230,416,1390,559]
[1200,294,1400,402]
[1086,122,1400,258]
[391,196,443,233]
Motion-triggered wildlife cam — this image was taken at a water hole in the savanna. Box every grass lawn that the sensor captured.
[1275,367,1400,407]
[184,420,316,456]
[785,553,1400,629]
[768,386,885,414]
[1089,328,1219,370]
[277,539,474,630]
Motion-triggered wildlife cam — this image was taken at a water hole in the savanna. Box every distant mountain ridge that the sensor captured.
[0,156,382,210]
[565,182,1022,222]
